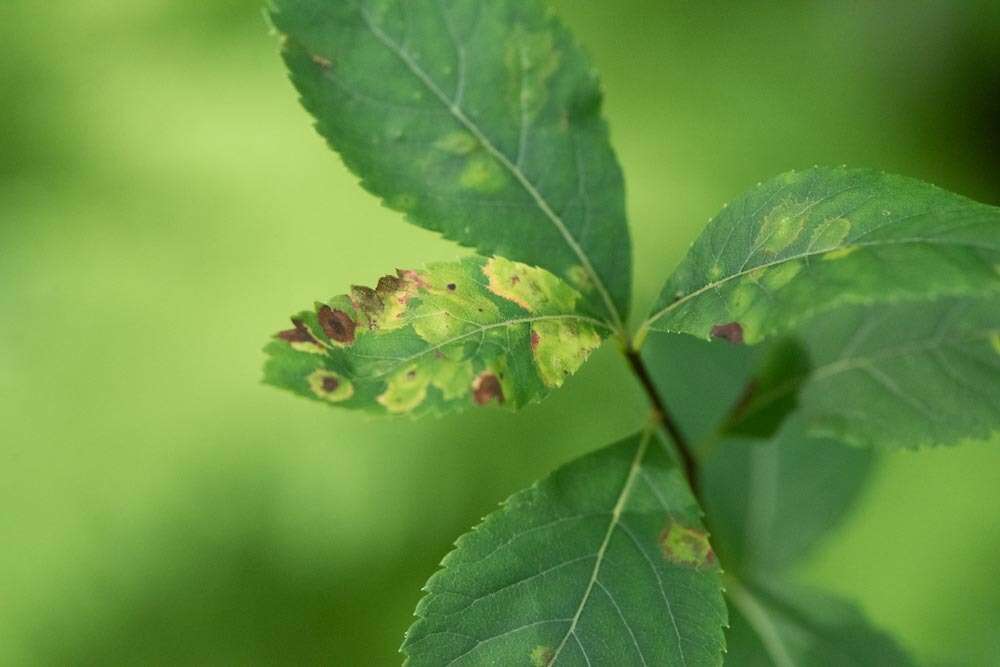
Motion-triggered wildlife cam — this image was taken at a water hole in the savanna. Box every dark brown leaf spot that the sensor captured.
[317,306,357,344]
[472,373,504,405]
[376,274,403,296]
[530,330,540,351]
[350,285,384,325]
[321,376,339,393]
[446,282,457,291]
[276,318,316,344]
[710,322,744,344]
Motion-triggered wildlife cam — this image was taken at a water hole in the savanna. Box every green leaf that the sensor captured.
[269,0,632,330]
[638,167,1000,345]
[263,256,609,416]
[402,430,727,666]
[703,430,874,572]
[641,332,873,569]
[725,577,915,667]
[784,296,1000,449]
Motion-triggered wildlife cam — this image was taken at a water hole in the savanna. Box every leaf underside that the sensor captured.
[264,256,608,416]
[403,430,727,666]
[790,296,1000,449]
[725,578,914,667]
[270,0,632,328]
[643,167,1000,344]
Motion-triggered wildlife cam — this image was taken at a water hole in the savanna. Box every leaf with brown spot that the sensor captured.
[264,256,609,417]
[402,430,727,665]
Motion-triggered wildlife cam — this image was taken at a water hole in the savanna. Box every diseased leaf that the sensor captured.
[786,296,1000,449]
[402,430,727,666]
[270,0,632,329]
[264,256,608,416]
[639,167,1000,345]
[725,578,915,667]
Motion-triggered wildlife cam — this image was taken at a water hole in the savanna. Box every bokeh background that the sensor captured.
[2,1,999,664]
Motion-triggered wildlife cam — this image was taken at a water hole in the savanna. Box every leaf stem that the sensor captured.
[624,347,701,498]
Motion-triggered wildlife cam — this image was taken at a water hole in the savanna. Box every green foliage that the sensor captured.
[403,431,726,666]
[269,0,632,329]
[264,256,607,416]
[783,297,1000,449]
[264,0,1000,663]
[638,166,1000,345]
[725,578,914,666]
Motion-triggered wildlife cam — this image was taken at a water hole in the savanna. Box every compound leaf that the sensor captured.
[639,167,1000,345]
[402,430,727,666]
[725,578,915,667]
[270,0,632,329]
[264,256,609,416]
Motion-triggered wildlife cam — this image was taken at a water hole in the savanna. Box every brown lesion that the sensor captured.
[710,321,744,344]
[276,318,326,354]
[317,306,357,344]
[277,318,315,344]
[472,372,504,405]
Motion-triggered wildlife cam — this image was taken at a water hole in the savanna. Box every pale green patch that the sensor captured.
[756,201,806,254]
[530,646,555,667]
[434,131,477,155]
[483,256,580,313]
[659,519,715,569]
[991,332,1000,355]
[376,355,477,413]
[459,157,506,193]
[307,370,354,403]
[289,340,326,355]
[810,216,852,248]
[377,365,429,414]
[823,245,858,261]
[532,319,602,387]
[565,264,592,293]
[759,260,802,290]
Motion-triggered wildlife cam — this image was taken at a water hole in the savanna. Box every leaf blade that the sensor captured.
[640,167,1000,344]
[402,430,727,666]
[270,0,632,328]
[725,578,915,667]
[264,256,608,416]
[789,296,1000,449]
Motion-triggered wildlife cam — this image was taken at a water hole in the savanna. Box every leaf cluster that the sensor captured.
[264,1,1000,663]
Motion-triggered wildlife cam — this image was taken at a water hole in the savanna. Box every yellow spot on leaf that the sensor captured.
[811,217,851,249]
[531,645,555,667]
[991,332,1000,355]
[459,158,505,193]
[760,260,802,290]
[377,364,429,413]
[823,245,859,261]
[289,340,327,355]
[532,319,601,387]
[307,370,354,403]
[483,257,579,313]
[434,131,477,155]
[660,519,715,569]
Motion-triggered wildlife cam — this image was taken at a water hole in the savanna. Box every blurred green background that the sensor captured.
[2,1,999,664]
